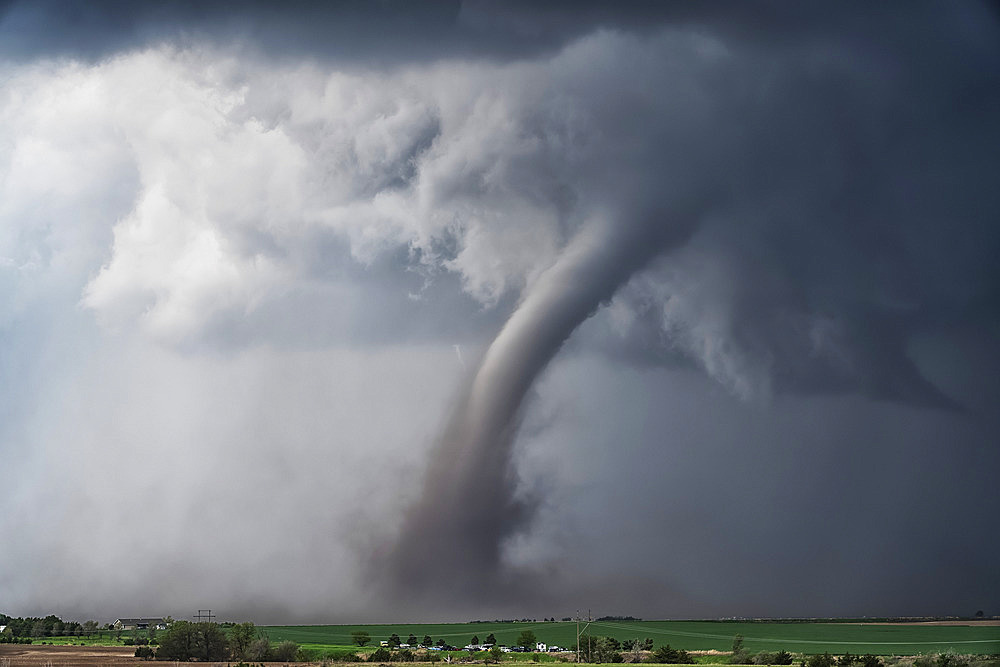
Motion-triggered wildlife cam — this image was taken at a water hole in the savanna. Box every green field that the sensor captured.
[260,620,1000,656]
[23,635,129,647]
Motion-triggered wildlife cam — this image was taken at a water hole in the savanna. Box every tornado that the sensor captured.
[386,205,697,597]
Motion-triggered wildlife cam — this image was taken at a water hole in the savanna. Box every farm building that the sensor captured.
[112,618,168,631]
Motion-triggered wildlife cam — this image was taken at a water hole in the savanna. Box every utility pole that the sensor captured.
[193,610,215,623]
[576,610,592,663]
[588,610,591,663]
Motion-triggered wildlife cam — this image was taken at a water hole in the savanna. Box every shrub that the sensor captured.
[731,636,752,665]
[397,649,415,662]
[334,650,364,662]
[248,637,271,661]
[775,651,794,665]
[370,647,394,662]
[134,645,154,659]
[937,653,969,667]
[651,644,680,663]
[755,652,777,665]
[273,640,300,662]
[807,653,836,667]
[861,655,882,667]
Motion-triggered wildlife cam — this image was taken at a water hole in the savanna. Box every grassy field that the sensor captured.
[24,636,129,647]
[260,620,1000,656]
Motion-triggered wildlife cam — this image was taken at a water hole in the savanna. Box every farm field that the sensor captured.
[260,620,1000,656]
[20,635,131,647]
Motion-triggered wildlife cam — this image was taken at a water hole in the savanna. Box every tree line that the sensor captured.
[0,613,102,643]
[132,621,299,662]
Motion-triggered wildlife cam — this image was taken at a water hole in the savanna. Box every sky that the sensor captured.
[1,1,999,624]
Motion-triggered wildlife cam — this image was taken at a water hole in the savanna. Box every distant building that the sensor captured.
[112,618,168,631]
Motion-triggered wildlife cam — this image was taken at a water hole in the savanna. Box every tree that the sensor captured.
[229,622,257,660]
[471,635,480,646]
[594,637,624,663]
[82,621,98,638]
[624,640,643,663]
[408,633,418,646]
[249,636,271,661]
[653,644,680,663]
[194,623,227,661]
[516,630,536,650]
[423,635,434,647]
[730,635,751,665]
[157,621,197,661]
[274,640,300,662]
[352,630,372,647]
[389,633,401,647]
[371,647,394,661]
[486,633,497,646]
[806,653,836,667]
[157,621,227,662]
[490,645,504,663]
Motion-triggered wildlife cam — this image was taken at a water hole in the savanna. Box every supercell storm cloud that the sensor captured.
[0,2,998,622]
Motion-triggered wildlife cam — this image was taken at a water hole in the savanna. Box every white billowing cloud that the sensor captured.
[48,43,612,339]
[2,30,733,350]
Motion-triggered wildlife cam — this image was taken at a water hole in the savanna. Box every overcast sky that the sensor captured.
[1,1,998,624]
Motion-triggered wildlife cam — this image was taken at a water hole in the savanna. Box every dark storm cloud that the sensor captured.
[0,0,680,63]
[379,1,1000,611]
[1,1,946,64]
